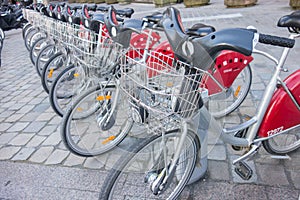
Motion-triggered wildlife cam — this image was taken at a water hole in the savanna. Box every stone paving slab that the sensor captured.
[0,0,300,199]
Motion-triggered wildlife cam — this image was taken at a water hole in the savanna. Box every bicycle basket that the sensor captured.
[71,23,124,74]
[120,50,205,122]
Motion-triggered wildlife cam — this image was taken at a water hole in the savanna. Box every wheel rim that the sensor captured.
[51,66,86,116]
[108,131,197,200]
[208,65,251,118]
[63,86,133,156]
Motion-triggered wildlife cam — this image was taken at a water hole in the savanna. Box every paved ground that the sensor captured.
[0,0,300,199]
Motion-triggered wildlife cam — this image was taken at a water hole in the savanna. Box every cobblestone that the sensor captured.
[64,153,86,167]
[42,131,61,146]
[84,157,105,169]
[23,121,47,133]
[26,135,47,147]
[29,146,54,163]
[6,122,29,132]
[38,125,58,136]
[0,132,18,144]
[11,147,36,161]
[5,113,25,123]
[0,146,21,160]
[0,123,13,132]
[45,149,70,165]
[8,133,35,146]
[16,105,35,114]
[35,112,56,121]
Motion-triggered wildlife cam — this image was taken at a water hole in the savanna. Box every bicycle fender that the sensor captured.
[258,69,300,138]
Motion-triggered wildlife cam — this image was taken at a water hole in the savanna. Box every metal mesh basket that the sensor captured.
[39,16,57,37]
[25,10,40,26]
[71,23,124,73]
[120,50,206,125]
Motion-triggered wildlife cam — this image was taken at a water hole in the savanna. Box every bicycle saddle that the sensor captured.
[69,5,82,11]
[86,4,97,12]
[277,11,300,33]
[185,23,216,37]
[97,6,109,12]
[143,12,163,24]
[115,8,134,18]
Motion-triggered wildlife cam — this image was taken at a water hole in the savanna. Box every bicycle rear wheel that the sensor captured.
[61,84,133,156]
[263,126,300,155]
[207,65,252,118]
[99,129,200,200]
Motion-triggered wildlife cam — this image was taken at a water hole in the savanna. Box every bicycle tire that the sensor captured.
[208,65,252,118]
[41,52,67,93]
[0,27,4,40]
[24,27,39,51]
[61,84,133,156]
[263,127,300,155]
[99,129,200,200]
[35,43,57,77]
[28,31,45,51]
[49,64,86,117]
[29,36,48,65]
[22,23,32,39]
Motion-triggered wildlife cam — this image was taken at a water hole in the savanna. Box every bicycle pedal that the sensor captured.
[234,161,253,180]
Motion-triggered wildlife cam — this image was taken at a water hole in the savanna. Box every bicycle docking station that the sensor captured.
[189,105,256,182]
[187,106,213,184]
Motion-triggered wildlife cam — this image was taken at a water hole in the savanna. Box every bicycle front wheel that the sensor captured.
[30,36,48,65]
[35,44,57,76]
[99,129,200,200]
[41,52,67,93]
[24,27,39,51]
[49,64,86,117]
[263,126,300,155]
[208,65,252,118]
[61,84,133,156]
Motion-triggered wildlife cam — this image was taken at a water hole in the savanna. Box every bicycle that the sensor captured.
[99,7,299,199]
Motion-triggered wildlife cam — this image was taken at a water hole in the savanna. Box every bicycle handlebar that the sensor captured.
[258,34,295,48]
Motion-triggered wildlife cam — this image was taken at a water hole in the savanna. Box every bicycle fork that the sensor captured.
[146,120,190,195]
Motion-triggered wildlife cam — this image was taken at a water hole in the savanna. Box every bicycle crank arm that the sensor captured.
[232,143,260,165]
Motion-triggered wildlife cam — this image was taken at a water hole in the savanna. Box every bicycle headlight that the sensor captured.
[68,16,72,23]
[85,19,89,28]
[111,27,117,37]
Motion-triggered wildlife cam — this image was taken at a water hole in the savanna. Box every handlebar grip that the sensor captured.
[258,34,295,48]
